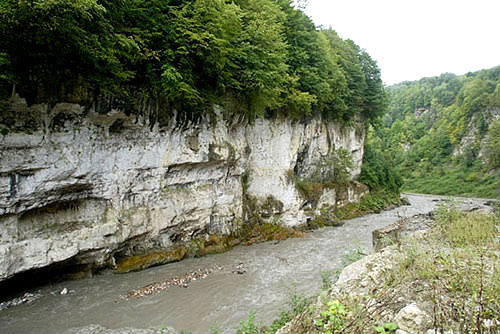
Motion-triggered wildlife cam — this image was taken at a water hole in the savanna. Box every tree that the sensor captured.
[230,0,289,117]
[0,0,136,102]
[277,2,347,118]
[0,0,385,122]
[322,30,366,118]
[358,50,387,125]
[373,66,500,198]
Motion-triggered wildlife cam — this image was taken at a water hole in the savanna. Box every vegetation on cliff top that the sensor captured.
[0,0,386,123]
[373,66,500,198]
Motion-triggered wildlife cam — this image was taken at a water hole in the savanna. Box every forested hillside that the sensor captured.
[367,66,500,198]
[0,0,385,124]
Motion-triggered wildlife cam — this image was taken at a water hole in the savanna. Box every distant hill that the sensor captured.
[366,66,500,198]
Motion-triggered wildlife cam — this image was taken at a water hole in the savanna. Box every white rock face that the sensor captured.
[394,303,431,334]
[453,107,500,157]
[0,98,365,281]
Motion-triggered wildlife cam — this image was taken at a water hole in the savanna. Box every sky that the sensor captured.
[303,0,500,85]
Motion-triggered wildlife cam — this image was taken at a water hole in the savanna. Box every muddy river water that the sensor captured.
[0,194,489,334]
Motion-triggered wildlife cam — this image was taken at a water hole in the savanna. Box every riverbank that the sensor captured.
[275,199,499,334]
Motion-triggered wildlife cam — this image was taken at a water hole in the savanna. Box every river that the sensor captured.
[0,194,489,334]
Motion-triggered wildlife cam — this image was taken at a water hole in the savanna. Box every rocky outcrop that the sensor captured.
[453,106,500,157]
[0,96,366,283]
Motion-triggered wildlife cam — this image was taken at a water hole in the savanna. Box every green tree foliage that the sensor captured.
[323,32,365,115]
[358,49,387,124]
[378,66,500,198]
[0,0,385,122]
[359,130,402,192]
[0,0,136,101]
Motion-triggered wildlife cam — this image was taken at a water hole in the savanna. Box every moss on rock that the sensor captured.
[115,246,188,273]
[301,208,343,230]
[115,221,305,274]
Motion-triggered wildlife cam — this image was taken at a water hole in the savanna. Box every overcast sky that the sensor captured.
[303,0,500,85]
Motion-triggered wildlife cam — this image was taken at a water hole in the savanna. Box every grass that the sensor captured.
[382,204,500,333]
[342,246,366,266]
[403,164,499,199]
[436,204,497,246]
[383,205,500,332]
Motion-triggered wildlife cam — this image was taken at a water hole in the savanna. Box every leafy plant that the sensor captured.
[375,322,398,333]
[315,300,348,333]
[266,285,311,333]
[235,311,261,334]
[209,325,220,334]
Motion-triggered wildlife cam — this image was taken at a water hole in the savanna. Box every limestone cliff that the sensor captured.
[0,96,366,283]
[453,106,500,158]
